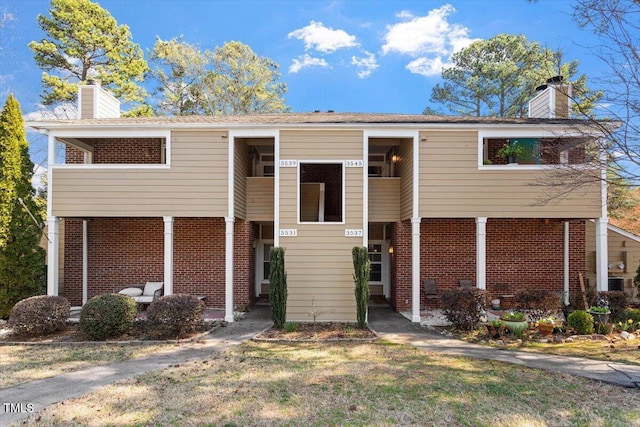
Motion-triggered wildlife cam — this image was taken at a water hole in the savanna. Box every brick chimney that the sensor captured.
[77,80,120,119]
[528,76,572,119]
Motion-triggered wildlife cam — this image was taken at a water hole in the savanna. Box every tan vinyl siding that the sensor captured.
[529,92,550,119]
[234,140,249,219]
[95,89,120,118]
[397,140,413,220]
[368,178,400,222]
[585,222,640,297]
[80,87,94,119]
[279,129,364,322]
[419,131,601,218]
[51,130,228,217]
[246,177,274,221]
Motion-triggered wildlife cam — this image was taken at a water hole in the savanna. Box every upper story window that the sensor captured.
[482,137,588,166]
[299,162,343,223]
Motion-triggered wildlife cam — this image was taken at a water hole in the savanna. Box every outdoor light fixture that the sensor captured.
[391,154,399,163]
[388,246,394,254]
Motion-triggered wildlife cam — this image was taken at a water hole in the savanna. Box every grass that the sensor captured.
[0,344,169,389]
[16,341,640,427]
[515,338,640,366]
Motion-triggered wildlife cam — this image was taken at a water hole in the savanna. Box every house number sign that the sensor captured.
[345,229,363,237]
[279,229,298,237]
[345,160,364,167]
[279,160,298,167]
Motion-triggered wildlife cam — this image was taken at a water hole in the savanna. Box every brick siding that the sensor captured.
[62,217,254,309]
[64,138,163,164]
[389,218,586,310]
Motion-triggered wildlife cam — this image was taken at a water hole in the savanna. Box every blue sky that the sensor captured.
[1,0,605,115]
[0,0,608,178]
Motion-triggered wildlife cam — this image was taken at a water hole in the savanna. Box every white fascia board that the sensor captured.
[48,129,171,139]
[228,129,278,138]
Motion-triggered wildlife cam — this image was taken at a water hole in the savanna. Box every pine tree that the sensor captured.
[0,95,46,318]
[29,0,150,116]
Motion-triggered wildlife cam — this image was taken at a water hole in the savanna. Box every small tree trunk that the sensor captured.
[269,247,287,328]
[352,246,370,329]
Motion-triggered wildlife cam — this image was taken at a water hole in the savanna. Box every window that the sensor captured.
[368,243,382,282]
[262,243,274,281]
[259,154,274,177]
[483,137,587,166]
[299,163,343,222]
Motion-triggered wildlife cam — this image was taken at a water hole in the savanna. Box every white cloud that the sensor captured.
[406,57,448,77]
[381,4,478,77]
[351,51,379,78]
[288,21,358,53]
[288,54,330,74]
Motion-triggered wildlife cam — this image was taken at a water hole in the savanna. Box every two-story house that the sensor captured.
[28,81,610,323]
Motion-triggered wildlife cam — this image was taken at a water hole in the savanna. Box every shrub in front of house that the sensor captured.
[8,295,70,336]
[515,289,561,322]
[146,294,204,339]
[80,293,137,340]
[442,288,486,331]
[269,246,287,329]
[624,308,640,323]
[567,310,594,335]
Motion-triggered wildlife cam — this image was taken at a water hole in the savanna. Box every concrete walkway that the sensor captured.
[2,304,640,426]
[0,306,272,427]
[368,305,640,389]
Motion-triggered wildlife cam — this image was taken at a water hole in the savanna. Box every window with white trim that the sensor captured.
[299,163,343,223]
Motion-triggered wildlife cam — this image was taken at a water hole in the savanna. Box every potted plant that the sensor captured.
[498,142,525,164]
[500,311,529,337]
[485,319,504,339]
[536,317,556,336]
[588,305,611,324]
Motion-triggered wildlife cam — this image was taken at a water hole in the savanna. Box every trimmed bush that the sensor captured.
[442,288,486,331]
[352,246,370,329]
[269,247,287,329]
[515,289,561,322]
[567,310,594,335]
[8,295,70,336]
[597,291,628,321]
[80,293,137,340]
[146,294,204,339]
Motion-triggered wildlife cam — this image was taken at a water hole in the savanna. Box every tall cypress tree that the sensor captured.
[0,95,46,318]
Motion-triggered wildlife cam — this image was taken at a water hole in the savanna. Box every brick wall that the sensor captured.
[234,219,256,309]
[173,218,225,306]
[390,219,412,311]
[64,138,163,164]
[420,218,476,307]
[63,217,255,309]
[387,218,586,310]
[486,218,585,300]
[62,219,84,305]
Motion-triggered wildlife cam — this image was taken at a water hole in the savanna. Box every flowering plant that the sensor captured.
[616,319,638,332]
[501,311,526,321]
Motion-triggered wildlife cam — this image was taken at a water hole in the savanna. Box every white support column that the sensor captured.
[411,217,421,323]
[163,216,174,296]
[563,221,570,306]
[82,220,88,305]
[225,216,235,323]
[476,217,487,290]
[46,217,59,296]
[596,218,608,292]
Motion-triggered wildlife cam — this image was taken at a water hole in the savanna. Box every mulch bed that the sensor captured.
[0,320,215,344]
[256,322,377,341]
